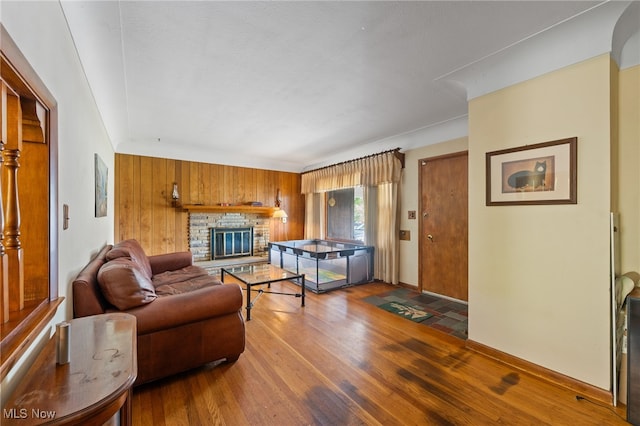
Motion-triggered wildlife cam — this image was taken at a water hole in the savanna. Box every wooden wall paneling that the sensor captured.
[115,154,123,241]
[150,157,167,255]
[293,171,304,240]
[270,171,303,242]
[167,159,177,253]
[149,157,161,254]
[114,154,120,240]
[282,172,294,236]
[197,161,206,205]
[139,156,154,252]
[198,162,207,205]
[222,165,232,204]
[235,166,244,203]
[238,166,248,203]
[211,163,222,204]
[210,163,218,205]
[174,161,187,252]
[178,160,190,206]
[199,162,211,206]
[189,161,200,205]
[250,167,259,203]
[237,166,246,203]
[264,169,276,241]
[151,157,162,254]
[288,172,304,240]
[114,154,304,256]
[132,155,142,241]
[255,169,267,206]
[115,155,132,241]
[271,172,284,241]
[245,167,258,203]
[231,165,240,203]
[177,160,190,252]
[233,166,242,203]
[19,141,48,301]
[273,171,282,208]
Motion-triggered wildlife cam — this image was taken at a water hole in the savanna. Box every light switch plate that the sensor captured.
[63,204,70,230]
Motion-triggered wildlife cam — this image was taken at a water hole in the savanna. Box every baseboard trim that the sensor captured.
[465,339,613,406]
[397,281,416,289]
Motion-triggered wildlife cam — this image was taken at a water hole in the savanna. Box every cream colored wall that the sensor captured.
[399,137,468,287]
[618,65,640,275]
[468,54,613,389]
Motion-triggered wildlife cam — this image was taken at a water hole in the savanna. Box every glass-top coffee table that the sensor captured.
[220,263,305,320]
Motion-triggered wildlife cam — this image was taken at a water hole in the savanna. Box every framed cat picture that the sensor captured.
[486,137,577,206]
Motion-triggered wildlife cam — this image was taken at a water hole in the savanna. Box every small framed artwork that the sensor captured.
[94,153,108,217]
[486,137,577,206]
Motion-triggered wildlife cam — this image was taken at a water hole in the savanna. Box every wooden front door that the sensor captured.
[419,152,468,301]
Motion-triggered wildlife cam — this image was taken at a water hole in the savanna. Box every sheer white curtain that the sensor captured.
[301,150,403,284]
[366,182,400,284]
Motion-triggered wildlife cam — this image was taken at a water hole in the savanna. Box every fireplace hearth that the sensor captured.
[211,227,253,260]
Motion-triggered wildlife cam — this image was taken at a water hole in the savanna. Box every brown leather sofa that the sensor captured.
[72,239,245,385]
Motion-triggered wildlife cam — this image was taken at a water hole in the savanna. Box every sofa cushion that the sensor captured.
[151,265,210,287]
[106,239,153,279]
[98,257,157,310]
[155,273,221,296]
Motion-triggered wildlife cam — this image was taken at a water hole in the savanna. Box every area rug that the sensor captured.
[377,301,432,322]
[363,287,468,340]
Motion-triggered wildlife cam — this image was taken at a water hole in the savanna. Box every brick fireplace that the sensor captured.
[189,212,270,263]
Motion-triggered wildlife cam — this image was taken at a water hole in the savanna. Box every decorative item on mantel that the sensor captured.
[275,189,282,208]
[171,182,180,207]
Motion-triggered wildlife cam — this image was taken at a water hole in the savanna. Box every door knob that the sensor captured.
[427,234,434,241]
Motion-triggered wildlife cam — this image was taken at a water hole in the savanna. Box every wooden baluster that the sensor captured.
[0,141,8,323]
[0,84,8,323]
[2,84,24,312]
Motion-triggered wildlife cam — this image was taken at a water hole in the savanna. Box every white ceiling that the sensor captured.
[60,1,608,172]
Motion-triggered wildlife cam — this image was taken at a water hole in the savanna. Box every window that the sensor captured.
[1,27,59,380]
[326,186,365,243]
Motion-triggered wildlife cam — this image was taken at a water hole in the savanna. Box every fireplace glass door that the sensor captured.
[211,227,253,260]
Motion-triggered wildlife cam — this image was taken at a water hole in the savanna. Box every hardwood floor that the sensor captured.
[132,282,627,425]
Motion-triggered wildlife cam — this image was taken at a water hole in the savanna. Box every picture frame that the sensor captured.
[486,137,577,206]
[94,153,108,217]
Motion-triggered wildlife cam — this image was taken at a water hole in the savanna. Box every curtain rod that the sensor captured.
[301,147,405,175]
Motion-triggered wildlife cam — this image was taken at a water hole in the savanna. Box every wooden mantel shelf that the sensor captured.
[181,204,278,217]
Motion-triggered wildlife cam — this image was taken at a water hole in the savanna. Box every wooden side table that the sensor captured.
[2,313,137,425]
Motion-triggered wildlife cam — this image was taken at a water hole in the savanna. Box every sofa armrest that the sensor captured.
[148,251,193,275]
[123,283,243,334]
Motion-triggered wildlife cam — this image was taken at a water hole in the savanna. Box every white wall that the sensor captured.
[1,1,114,401]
